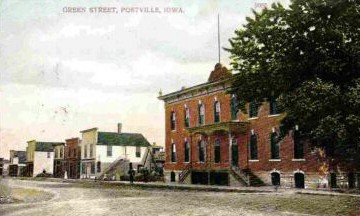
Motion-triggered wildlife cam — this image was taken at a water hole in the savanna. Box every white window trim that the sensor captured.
[292,159,306,162]
[268,114,281,117]
[248,117,259,120]
[249,159,259,162]
[269,159,281,162]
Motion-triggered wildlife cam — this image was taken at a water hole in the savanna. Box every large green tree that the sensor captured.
[226,0,360,164]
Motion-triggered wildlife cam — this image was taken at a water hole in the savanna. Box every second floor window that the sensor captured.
[214,101,220,123]
[231,95,239,120]
[249,101,259,118]
[84,145,88,158]
[270,96,278,115]
[250,134,258,160]
[214,139,221,163]
[184,141,190,162]
[136,146,141,157]
[60,147,63,158]
[90,144,94,158]
[91,162,95,174]
[170,111,176,130]
[47,152,51,158]
[198,104,205,125]
[270,132,280,159]
[184,107,190,128]
[107,145,112,157]
[171,143,176,162]
[294,130,304,159]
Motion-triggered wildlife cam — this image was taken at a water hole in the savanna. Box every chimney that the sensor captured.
[117,123,122,134]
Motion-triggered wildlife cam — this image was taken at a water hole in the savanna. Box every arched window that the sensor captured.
[271,172,281,186]
[170,111,176,130]
[171,143,176,162]
[230,95,239,120]
[198,103,205,125]
[170,171,176,182]
[270,131,280,159]
[198,140,205,162]
[184,107,190,128]
[269,96,278,115]
[184,141,190,162]
[294,130,304,159]
[249,101,258,118]
[250,134,258,160]
[214,139,221,163]
[214,101,220,123]
[294,172,305,188]
[231,138,239,166]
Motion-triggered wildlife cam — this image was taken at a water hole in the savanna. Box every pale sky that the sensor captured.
[0,0,289,159]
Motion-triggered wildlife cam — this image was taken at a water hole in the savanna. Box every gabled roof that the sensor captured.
[97,132,150,147]
[35,142,64,152]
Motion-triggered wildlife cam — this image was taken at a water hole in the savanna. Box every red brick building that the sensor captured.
[64,138,81,179]
[158,63,358,188]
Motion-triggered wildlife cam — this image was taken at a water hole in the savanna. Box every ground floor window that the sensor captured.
[214,139,221,163]
[348,172,355,189]
[294,172,305,188]
[271,172,280,186]
[97,161,101,173]
[198,140,205,162]
[330,173,337,188]
[231,139,238,166]
[90,162,95,174]
[170,171,176,182]
[81,163,86,174]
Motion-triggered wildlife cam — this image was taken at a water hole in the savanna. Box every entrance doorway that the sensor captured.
[271,172,280,186]
[231,139,238,167]
[294,172,305,188]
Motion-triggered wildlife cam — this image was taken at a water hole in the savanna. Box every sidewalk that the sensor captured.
[10,176,360,197]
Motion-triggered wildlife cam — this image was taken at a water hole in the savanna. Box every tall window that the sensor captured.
[294,130,304,159]
[184,107,190,128]
[82,163,86,174]
[97,161,101,173]
[214,101,220,123]
[90,162,95,174]
[47,152,51,158]
[250,134,258,160]
[198,104,205,125]
[55,149,58,158]
[60,147,63,158]
[136,146,141,157]
[270,132,280,159]
[90,144,94,158]
[214,139,221,163]
[270,96,278,115]
[249,101,258,118]
[84,145,88,158]
[184,141,190,162]
[171,143,176,162]
[198,140,205,162]
[107,145,112,157]
[170,111,176,130]
[231,95,238,120]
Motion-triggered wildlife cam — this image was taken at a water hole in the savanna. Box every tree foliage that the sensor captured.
[226,0,360,163]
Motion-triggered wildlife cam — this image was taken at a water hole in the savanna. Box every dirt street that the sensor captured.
[0,179,359,216]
